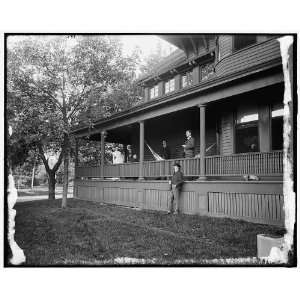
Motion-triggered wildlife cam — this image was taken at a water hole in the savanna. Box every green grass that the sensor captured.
[12,199,285,266]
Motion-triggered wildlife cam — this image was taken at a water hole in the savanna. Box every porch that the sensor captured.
[73,75,285,226]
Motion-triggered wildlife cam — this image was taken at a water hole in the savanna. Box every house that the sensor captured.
[72,34,294,226]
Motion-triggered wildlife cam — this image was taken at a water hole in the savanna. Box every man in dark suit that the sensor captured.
[168,162,184,214]
[161,140,171,160]
[182,130,195,158]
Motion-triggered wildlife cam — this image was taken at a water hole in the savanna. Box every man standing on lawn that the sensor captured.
[168,163,184,214]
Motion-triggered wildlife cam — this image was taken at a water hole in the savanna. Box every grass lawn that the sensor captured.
[12,198,285,266]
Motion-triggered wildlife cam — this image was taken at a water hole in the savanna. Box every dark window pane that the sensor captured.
[272,117,283,150]
[234,35,256,51]
[236,124,259,153]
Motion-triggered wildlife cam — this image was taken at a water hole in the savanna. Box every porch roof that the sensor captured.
[72,58,283,138]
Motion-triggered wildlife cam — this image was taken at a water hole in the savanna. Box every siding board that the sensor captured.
[207,192,284,225]
[216,38,281,77]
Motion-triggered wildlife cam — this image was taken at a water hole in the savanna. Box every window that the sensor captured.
[271,103,284,150]
[233,35,256,51]
[150,85,159,99]
[165,78,175,94]
[181,71,193,88]
[235,104,259,153]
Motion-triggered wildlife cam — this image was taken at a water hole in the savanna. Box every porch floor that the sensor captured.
[14,198,285,265]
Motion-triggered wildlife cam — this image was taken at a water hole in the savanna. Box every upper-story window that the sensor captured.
[181,71,193,88]
[150,85,159,99]
[233,35,256,51]
[165,78,175,94]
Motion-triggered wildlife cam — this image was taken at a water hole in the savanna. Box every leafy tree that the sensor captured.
[7,35,140,206]
[139,41,168,77]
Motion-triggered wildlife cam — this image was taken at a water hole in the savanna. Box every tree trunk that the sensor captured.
[61,149,69,208]
[61,134,70,208]
[48,171,56,201]
[31,161,36,189]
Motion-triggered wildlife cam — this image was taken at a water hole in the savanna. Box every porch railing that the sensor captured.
[205,150,283,176]
[76,150,283,179]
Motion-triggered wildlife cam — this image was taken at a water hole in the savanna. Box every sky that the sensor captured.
[119,35,176,58]
[7,34,177,60]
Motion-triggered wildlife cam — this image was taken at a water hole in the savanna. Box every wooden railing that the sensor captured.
[205,150,283,176]
[143,158,200,177]
[75,150,283,178]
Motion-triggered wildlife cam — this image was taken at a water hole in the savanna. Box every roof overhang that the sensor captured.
[159,34,213,54]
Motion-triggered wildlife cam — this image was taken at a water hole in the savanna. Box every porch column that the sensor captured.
[138,121,145,180]
[198,104,207,180]
[100,131,106,179]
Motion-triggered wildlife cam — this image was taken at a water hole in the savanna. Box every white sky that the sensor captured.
[7,35,177,61]
[119,35,176,58]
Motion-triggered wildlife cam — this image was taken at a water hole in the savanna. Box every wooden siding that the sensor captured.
[144,189,170,211]
[220,111,234,155]
[74,179,284,226]
[216,38,281,77]
[208,192,284,223]
[218,35,233,60]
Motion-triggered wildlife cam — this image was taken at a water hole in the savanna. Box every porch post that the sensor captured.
[198,104,207,180]
[138,121,145,180]
[100,131,106,179]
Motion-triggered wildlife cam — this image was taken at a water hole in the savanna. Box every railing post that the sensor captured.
[138,121,145,180]
[198,104,207,180]
[100,131,106,179]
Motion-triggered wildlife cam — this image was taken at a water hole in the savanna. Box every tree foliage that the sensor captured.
[7,35,141,203]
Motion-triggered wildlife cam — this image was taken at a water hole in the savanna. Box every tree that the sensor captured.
[139,41,168,77]
[7,35,140,206]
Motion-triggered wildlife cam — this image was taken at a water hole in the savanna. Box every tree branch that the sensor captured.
[52,149,64,173]
[38,144,51,174]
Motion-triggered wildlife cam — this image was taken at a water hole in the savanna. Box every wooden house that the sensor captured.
[72,34,293,226]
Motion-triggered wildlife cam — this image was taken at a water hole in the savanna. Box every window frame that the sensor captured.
[234,104,260,154]
[165,78,175,94]
[181,71,193,88]
[150,84,159,99]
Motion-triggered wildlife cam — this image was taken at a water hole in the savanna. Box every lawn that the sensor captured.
[12,198,285,266]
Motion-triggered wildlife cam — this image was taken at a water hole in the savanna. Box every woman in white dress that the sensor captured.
[112,147,125,164]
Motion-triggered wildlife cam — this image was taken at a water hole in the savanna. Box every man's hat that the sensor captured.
[173,162,181,168]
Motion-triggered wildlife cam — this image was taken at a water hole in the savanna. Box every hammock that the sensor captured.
[145,142,164,161]
[206,143,216,152]
[146,142,217,161]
